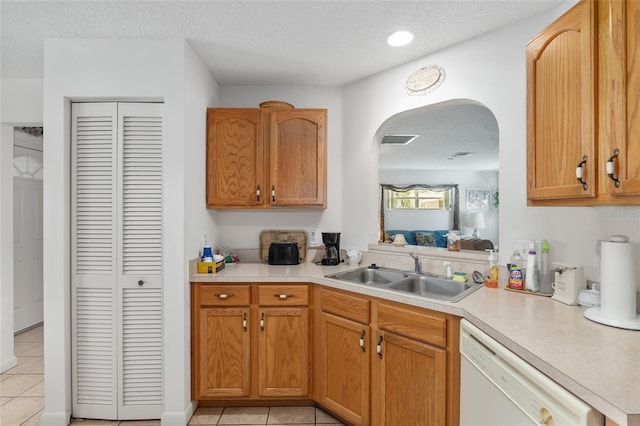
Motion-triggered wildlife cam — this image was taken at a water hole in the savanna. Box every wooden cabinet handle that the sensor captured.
[242,312,247,332]
[359,330,366,352]
[273,293,294,300]
[271,185,276,202]
[606,149,621,188]
[376,335,384,359]
[215,293,234,300]
[256,185,261,201]
[260,312,265,331]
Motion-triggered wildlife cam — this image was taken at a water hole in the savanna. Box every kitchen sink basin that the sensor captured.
[326,265,482,302]
[388,274,482,302]
[325,266,408,285]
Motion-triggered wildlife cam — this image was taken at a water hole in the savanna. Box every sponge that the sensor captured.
[452,272,468,283]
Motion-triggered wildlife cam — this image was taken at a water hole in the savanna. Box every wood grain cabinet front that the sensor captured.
[192,284,251,399]
[206,107,327,209]
[313,287,460,426]
[316,289,371,425]
[191,283,310,401]
[527,0,640,205]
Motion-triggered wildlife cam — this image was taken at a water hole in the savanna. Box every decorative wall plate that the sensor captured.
[405,65,445,96]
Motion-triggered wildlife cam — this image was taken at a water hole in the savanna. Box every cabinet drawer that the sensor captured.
[377,302,447,348]
[200,284,250,306]
[258,284,309,305]
[320,288,370,324]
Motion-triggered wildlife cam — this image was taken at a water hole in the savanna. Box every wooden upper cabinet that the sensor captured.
[206,107,327,209]
[270,109,327,208]
[527,0,597,202]
[206,109,265,207]
[527,0,640,205]
[598,0,640,199]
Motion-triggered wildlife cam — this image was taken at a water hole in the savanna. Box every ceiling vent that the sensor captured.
[447,151,474,160]
[381,134,419,145]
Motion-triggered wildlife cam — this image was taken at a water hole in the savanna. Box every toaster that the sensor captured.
[268,241,300,265]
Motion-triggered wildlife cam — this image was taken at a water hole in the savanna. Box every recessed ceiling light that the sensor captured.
[387,30,414,47]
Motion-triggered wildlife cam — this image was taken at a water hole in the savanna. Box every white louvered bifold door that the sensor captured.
[72,103,119,420]
[71,102,163,421]
[116,103,163,419]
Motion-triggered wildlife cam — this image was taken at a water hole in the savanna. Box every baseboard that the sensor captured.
[161,401,196,426]
[40,410,71,426]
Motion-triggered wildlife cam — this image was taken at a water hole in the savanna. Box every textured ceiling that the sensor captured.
[378,100,499,172]
[1,0,565,85]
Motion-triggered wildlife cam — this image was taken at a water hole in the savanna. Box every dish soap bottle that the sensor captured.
[508,250,525,290]
[525,249,539,292]
[484,249,498,288]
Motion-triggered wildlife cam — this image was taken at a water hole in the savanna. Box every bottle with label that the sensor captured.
[508,250,525,290]
[539,240,553,294]
[484,249,498,288]
[525,249,539,292]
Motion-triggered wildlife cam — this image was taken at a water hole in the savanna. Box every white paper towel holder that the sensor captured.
[584,235,640,330]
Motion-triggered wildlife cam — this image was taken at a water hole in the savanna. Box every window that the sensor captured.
[384,187,451,210]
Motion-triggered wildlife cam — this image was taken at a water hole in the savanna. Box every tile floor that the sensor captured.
[1,325,346,426]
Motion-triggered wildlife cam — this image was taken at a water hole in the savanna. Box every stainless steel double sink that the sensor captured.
[325,265,482,303]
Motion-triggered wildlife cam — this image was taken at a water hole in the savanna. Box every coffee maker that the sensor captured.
[321,232,341,265]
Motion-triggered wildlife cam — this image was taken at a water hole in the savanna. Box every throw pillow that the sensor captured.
[415,231,436,247]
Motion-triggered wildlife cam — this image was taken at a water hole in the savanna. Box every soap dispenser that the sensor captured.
[443,261,453,279]
[485,249,498,288]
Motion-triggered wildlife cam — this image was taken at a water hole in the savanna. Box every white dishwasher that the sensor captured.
[460,319,604,426]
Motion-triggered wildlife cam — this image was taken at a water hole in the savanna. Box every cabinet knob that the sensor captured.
[273,293,294,300]
[256,185,261,202]
[138,280,144,286]
[215,293,234,300]
[575,155,588,190]
[606,149,621,188]
[359,330,366,352]
[242,312,247,332]
[271,185,276,202]
[260,312,265,331]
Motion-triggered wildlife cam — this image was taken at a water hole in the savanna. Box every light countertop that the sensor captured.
[190,260,640,426]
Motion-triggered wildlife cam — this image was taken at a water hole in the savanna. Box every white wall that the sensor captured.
[214,86,344,249]
[341,1,638,286]
[41,38,207,425]
[0,78,43,372]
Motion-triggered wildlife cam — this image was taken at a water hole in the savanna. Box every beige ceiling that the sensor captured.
[1,0,565,85]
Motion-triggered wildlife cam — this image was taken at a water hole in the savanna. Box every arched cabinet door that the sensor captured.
[526,0,597,202]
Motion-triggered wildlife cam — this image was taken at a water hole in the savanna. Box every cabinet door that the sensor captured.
[371,331,447,426]
[601,0,640,197]
[258,307,309,397]
[206,109,265,207]
[269,109,327,207]
[318,312,370,426]
[195,307,250,398]
[527,1,597,201]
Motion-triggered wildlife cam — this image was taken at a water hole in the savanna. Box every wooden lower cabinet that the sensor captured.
[371,331,447,426]
[196,307,251,398]
[314,287,460,426]
[192,283,460,424]
[258,307,309,397]
[191,283,310,401]
[317,312,370,425]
